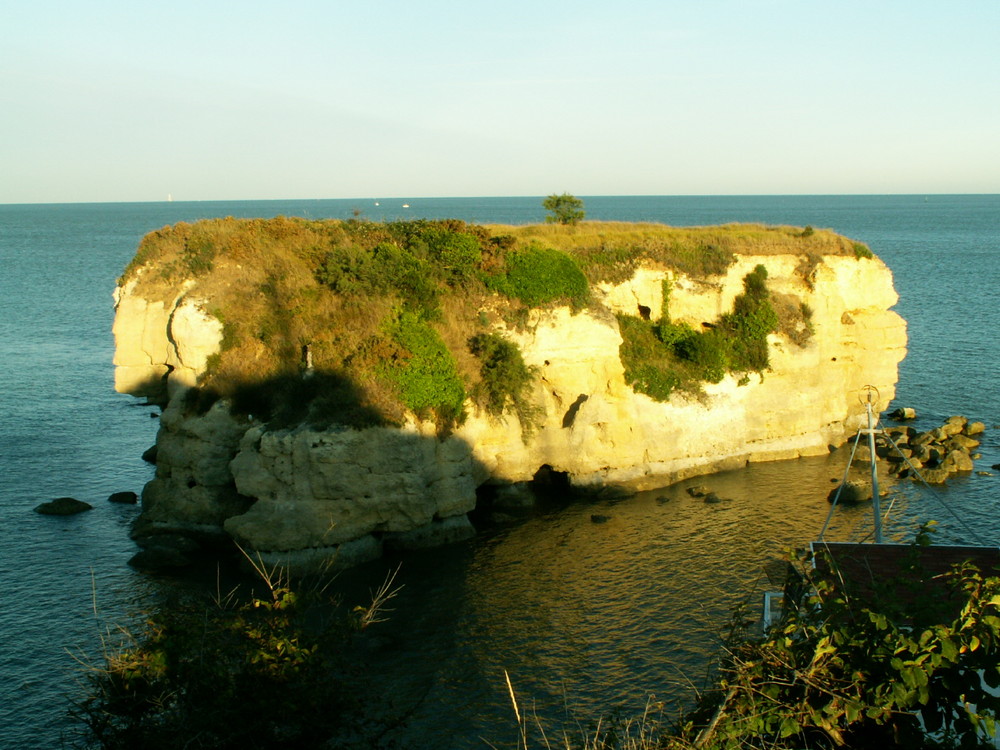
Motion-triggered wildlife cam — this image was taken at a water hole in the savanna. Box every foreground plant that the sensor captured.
[674,545,1000,749]
[495,537,1000,750]
[73,554,403,749]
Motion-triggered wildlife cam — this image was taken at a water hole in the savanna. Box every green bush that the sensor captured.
[853,241,874,259]
[673,328,731,383]
[618,314,684,400]
[721,264,778,372]
[419,228,483,283]
[468,332,540,433]
[183,234,216,275]
[618,265,778,400]
[489,243,589,308]
[653,318,695,348]
[381,312,466,425]
[673,546,1000,749]
[317,241,440,318]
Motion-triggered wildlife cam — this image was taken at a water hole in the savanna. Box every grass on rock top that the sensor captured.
[121,217,869,431]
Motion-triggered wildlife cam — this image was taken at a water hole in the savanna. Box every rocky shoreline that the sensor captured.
[880,412,986,484]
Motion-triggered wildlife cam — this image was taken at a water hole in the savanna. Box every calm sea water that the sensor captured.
[1,195,997,747]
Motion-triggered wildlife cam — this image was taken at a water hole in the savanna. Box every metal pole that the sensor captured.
[866,395,883,544]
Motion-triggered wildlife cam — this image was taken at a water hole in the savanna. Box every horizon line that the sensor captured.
[2,191,998,207]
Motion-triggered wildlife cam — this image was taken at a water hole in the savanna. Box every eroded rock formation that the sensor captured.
[115,248,907,571]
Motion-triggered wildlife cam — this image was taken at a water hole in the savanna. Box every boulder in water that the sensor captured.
[34,497,93,515]
[919,468,952,485]
[108,491,138,505]
[827,481,870,505]
[941,450,974,473]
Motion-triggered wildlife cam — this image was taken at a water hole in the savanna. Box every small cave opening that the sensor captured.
[530,464,571,499]
[637,304,651,321]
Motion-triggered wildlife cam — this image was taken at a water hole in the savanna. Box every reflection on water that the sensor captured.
[334,445,964,746]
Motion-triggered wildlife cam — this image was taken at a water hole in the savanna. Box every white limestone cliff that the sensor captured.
[112,275,223,398]
[114,253,906,570]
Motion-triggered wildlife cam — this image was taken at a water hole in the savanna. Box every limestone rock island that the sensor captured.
[113,218,906,571]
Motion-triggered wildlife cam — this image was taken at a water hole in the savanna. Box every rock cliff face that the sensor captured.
[115,250,906,571]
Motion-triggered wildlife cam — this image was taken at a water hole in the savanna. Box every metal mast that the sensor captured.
[861,386,883,544]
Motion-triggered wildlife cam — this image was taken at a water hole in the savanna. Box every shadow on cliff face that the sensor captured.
[133,366,512,576]
[182,369,398,431]
[120,367,173,405]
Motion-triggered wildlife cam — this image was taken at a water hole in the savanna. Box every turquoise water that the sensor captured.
[0,195,997,746]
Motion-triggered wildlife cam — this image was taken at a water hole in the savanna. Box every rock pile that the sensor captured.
[877,415,986,484]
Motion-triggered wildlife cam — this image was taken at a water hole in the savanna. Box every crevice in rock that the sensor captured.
[562,394,589,428]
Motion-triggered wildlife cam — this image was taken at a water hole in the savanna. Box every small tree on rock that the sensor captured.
[543,193,585,225]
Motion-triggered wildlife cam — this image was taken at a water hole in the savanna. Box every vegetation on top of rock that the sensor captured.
[619,265,783,400]
[379,311,467,428]
[484,241,590,309]
[122,216,873,430]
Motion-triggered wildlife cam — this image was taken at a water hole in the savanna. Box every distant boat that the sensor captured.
[167,193,173,202]
[402,203,410,208]
[374,201,379,206]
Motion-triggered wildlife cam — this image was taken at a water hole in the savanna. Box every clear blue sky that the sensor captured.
[3,0,998,203]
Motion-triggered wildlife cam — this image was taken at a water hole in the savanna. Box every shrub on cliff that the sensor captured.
[469,332,541,434]
[487,242,589,308]
[316,239,440,317]
[720,264,779,372]
[380,311,467,427]
[617,314,684,400]
[618,266,779,400]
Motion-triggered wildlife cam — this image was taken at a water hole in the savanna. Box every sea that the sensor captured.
[0,194,998,748]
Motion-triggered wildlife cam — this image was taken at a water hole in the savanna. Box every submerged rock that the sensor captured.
[34,497,93,515]
[128,546,192,572]
[827,481,870,505]
[128,533,205,572]
[108,491,139,504]
[920,468,953,485]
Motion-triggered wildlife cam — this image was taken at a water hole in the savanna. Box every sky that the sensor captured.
[2,0,998,203]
